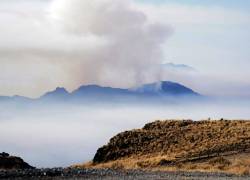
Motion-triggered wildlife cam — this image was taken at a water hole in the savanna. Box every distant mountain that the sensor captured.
[41,87,69,100]
[68,85,136,102]
[0,96,11,101]
[0,81,200,104]
[162,63,196,72]
[72,85,132,97]
[0,95,31,104]
[135,81,199,96]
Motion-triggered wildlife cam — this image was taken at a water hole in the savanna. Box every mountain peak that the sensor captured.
[161,81,198,95]
[54,87,68,93]
[41,87,69,99]
[135,81,199,96]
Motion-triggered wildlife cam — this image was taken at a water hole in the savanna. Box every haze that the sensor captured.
[0,0,250,168]
[0,0,250,97]
[1,101,250,168]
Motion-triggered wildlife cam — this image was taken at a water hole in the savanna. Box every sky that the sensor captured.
[139,0,250,8]
[0,0,250,97]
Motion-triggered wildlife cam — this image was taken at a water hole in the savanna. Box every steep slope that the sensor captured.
[85,120,250,174]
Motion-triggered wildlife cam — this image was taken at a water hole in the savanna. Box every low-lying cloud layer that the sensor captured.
[1,101,250,167]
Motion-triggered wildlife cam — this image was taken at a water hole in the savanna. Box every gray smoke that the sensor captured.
[48,0,172,90]
[0,0,171,97]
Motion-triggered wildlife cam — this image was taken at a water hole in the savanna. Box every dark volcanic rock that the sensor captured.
[0,152,34,170]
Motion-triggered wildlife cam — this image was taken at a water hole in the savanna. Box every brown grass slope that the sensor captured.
[81,120,250,174]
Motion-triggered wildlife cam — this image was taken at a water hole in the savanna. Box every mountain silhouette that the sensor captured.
[135,81,198,96]
[42,87,69,100]
[0,81,200,104]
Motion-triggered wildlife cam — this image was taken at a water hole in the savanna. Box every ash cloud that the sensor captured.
[48,0,172,90]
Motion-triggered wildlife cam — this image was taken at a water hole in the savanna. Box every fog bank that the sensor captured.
[1,101,250,168]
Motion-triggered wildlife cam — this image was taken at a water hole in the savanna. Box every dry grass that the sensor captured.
[76,153,250,175]
[75,120,250,175]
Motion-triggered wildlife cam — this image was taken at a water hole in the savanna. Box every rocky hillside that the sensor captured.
[0,152,34,170]
[85,120,250,174]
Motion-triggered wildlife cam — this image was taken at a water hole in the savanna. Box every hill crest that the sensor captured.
[82,120,250,175]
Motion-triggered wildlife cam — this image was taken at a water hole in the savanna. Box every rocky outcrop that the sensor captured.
[93,120,250,164]
[0,152,34,170]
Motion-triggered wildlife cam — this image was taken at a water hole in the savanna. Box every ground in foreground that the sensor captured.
[1,168,250,180]
[79,120,250,175]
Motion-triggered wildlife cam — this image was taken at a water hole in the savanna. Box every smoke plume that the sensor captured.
[48,0,171,90]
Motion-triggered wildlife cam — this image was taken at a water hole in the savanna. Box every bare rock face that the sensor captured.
[0,152,34,170]
[93,120,250,164]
